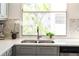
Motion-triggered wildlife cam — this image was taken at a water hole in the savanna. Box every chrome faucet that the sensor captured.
[37,26,42,43]
[37,26,42,42]
[37,26,40,40]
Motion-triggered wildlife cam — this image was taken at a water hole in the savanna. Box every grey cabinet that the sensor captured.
[1,52,7,56]
[1,48,12,56]
[15,45,59,56]
[37,46,59,56]
[6,48,12,56]
[15,45,36,56]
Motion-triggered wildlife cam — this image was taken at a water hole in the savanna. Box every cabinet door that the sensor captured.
[15,45,36,56]
[37,46,59,56]
[1,48,12,56]
[0,4,1,15]
[1,52,7,56]
[6,48,12,56]
[0,3,8,19]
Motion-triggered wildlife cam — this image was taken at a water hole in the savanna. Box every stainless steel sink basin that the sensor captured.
[21,40,54,43]
[38,40,54,43]
[21,40,37,43]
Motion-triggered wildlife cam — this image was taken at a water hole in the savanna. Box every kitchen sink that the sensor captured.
[21,40,54,43]
[21,40,37,43]
[38,40,54,43]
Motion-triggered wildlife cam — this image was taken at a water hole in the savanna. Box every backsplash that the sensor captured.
[67,3,79,39]
[4,19,20,39]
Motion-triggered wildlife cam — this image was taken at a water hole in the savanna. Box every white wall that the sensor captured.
[8,3,22,19]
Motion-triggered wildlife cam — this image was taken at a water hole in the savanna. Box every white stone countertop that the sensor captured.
[0,38,79,55]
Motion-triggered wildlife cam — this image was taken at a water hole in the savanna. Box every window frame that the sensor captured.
[21,4,67,36]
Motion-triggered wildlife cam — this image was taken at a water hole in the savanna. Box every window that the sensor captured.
[22,3,66,35]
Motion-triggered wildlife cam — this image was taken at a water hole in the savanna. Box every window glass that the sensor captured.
[22,3,66,35]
